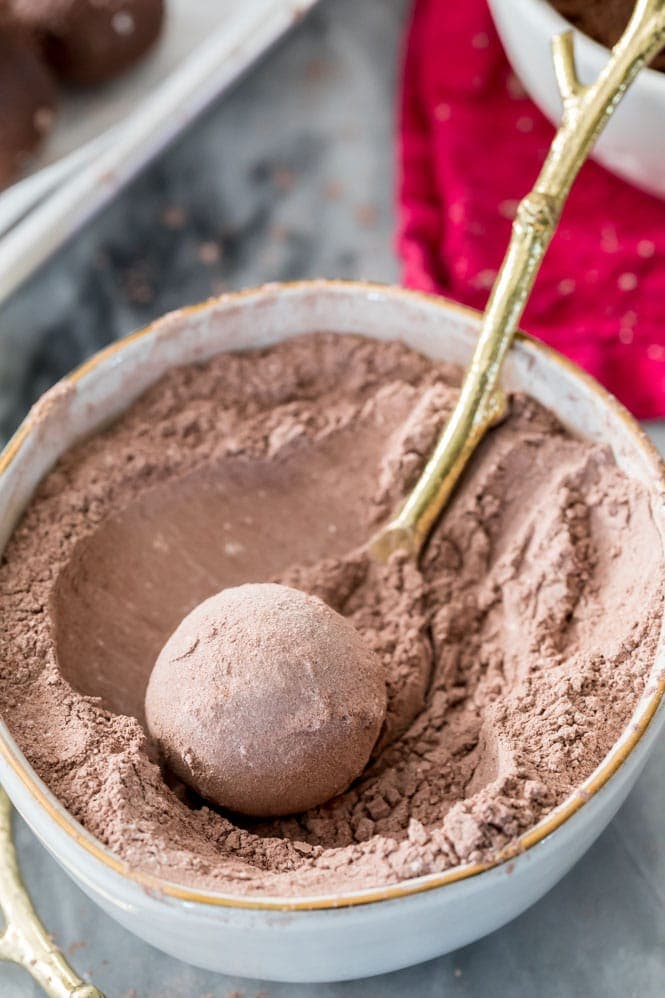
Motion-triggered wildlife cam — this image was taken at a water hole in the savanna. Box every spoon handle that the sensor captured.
[372,0,665,562]
[0,788,105,997]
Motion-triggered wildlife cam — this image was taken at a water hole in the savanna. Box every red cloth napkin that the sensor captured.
[397,0,665,419]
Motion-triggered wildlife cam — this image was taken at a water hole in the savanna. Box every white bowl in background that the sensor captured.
[0,281,664,982]
[489,0,665,199]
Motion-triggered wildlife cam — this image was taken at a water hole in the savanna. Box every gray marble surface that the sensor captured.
[1,0,664,994]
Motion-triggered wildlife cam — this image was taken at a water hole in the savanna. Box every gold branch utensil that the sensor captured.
[371,0,665,562]
[0,788,104,996]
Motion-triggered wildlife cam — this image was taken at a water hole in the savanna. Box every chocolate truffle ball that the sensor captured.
[0,18,56,189]
[145,583,387,817]
[10,0,165,85]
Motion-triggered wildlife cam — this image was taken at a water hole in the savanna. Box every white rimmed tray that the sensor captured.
[0,0,320,304]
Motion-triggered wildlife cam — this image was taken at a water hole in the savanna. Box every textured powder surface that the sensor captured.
[0,332,663,897]
[145,582,387,817]
[550,0,665,73]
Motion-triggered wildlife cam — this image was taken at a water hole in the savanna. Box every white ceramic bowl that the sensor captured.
[489,0,665,199]
[0,281,664,983]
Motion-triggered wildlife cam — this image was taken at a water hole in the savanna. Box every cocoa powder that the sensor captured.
[0,332,662,896]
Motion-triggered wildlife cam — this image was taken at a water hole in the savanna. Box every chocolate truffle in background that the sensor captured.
[0,15,57,189]
[145,583,387,817]
[10,0,165,85]
[550,0,665,72]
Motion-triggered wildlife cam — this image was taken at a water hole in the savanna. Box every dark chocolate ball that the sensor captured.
[10,0,165,85]
[0,17,56,189]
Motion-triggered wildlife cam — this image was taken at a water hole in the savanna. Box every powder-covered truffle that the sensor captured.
[145,583,387,817]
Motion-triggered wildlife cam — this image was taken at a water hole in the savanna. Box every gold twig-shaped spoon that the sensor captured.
[0,788,104,996]
[371,0,665,562]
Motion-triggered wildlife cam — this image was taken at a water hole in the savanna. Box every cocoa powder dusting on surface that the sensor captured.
[0,332,663,896]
